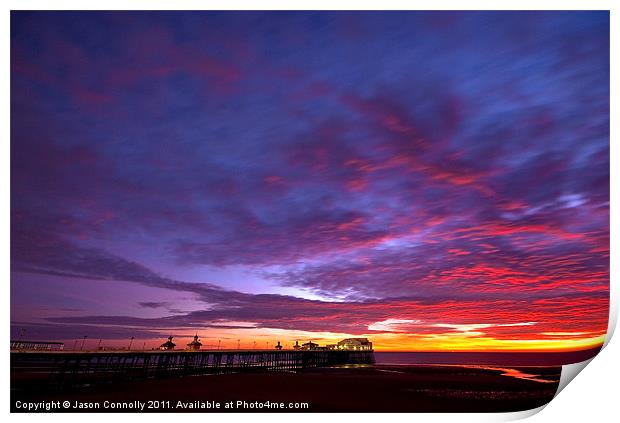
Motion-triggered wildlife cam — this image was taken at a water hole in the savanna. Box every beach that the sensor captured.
[12,364,561,412]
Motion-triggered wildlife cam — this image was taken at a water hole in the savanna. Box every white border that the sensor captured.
[3,1,617,422]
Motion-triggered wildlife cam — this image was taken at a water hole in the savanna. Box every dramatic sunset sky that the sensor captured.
[11,11,609,351]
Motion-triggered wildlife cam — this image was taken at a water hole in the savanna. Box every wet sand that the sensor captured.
[11,364,561,412]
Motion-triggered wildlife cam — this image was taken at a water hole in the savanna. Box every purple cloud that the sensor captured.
[11,11,609,348]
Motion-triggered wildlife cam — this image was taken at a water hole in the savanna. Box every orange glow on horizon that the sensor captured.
[96,327,606,354]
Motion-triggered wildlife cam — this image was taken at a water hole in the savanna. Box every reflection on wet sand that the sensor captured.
[462,365,559,383]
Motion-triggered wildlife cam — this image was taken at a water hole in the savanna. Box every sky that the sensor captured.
[10,11,609,351]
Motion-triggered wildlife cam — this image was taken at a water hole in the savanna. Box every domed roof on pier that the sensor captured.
[187,334,202,350]
[159,336,176,350]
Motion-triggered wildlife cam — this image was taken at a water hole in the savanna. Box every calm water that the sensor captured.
[374,348,600,367]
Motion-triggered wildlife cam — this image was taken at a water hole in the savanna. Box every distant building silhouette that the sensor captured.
[275,341,283,350]
[159,336,176,350]
[293,340,301,350]
[10,340,64,351]
[186,334,202,351]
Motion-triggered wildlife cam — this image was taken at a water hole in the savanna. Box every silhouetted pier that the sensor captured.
[11,349,375,388]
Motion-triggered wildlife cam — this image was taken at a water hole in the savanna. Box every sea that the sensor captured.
[374,348,600,367]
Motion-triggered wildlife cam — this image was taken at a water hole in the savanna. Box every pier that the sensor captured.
[11,349,375,389]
